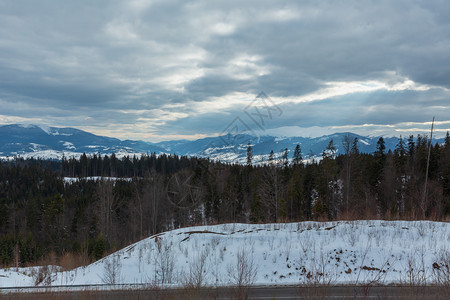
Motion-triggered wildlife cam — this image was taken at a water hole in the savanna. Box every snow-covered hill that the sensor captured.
[1,220,448,288]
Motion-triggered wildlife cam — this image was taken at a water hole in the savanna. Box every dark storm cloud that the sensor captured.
[0,0,449,140]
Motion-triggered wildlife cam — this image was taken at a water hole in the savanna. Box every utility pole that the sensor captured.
[422,116,435,219]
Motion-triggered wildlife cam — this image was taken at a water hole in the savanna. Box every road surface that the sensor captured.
[1,285,448,299]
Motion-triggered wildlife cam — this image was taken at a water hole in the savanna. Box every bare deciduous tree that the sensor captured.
[259,164,281,222]
[135,171,165,237]
[153,238,175,285]
[228,247,258,299]
[96,180,115,241]
[167,170,203,227]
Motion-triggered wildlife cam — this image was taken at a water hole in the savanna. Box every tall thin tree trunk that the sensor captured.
[422,117,434,219]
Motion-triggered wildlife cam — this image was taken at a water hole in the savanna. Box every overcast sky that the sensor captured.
[0,0,449,141]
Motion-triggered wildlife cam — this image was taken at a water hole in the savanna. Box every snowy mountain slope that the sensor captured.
[170,133,398,163]
[157,132,435,164]
[0,124,444,163]
[0,124,165,158]
[1,221,448,288]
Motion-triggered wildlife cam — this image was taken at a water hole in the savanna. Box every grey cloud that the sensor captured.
[0,0,449,140]
[161,88,449,136]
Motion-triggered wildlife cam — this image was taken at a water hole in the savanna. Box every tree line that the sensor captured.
[0,133,449,267]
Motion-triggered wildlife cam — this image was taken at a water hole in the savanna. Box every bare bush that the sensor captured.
[152,238,175,285]
[304,250,337,286]
[351,236,392,298]
[395,248,432,299]
[99,255,122,285]
[183,248,209,289]
[31,266,53,286]
[228,248,258,299]
[431,250,449,286]
[403,249,428,286]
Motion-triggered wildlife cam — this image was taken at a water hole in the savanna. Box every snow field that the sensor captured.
[0,220,448,288]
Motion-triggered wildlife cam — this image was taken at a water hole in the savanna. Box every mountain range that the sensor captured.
[0,124,442,163]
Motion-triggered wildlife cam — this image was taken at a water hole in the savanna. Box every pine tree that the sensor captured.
[268,150,274,164]
[342,135,352,215]
[407,135,415,157]
[375,137,386,158]
[445,131,450,148]
[246,142,253,166]
[396,136,406,156]
[394,135,406,173]
[292,144,303,166]
[93,233,106,260]
[321,139,337,218]
[322,139,336,159]
[351,138,359,155]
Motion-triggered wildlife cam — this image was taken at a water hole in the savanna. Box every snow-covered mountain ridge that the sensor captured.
[0,124,444,163]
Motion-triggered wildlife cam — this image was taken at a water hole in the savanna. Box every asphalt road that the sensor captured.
[1,285,449,299]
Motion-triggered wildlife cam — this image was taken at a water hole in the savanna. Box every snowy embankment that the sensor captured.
[1,221,448,288]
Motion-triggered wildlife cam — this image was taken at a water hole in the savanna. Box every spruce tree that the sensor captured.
[268,150,274,164]
[394,135,406,172]
[322,139,336,159]
[445,131,450,148]
[292,144,303,166]
[351,137,359,155]
[246,141,253,166]
[407,135,415,157]
[375,137,386,158]
[396,135,406,157]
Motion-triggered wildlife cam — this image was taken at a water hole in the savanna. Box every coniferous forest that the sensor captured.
[0,134,449,268]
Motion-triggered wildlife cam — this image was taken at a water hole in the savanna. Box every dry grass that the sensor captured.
[1,286,448,300]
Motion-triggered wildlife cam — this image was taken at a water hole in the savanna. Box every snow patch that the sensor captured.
[64,177,133,183]
[360,139,370,146]
[61,141,76,150]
